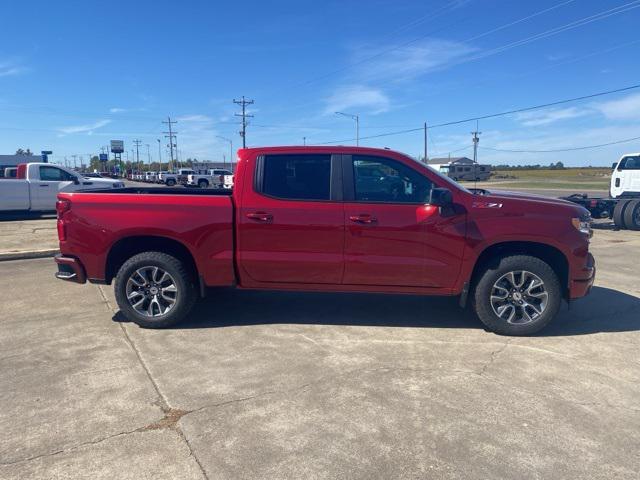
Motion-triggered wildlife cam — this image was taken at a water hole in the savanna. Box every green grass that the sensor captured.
[476,168,611,190]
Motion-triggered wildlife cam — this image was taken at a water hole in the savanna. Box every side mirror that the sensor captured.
[72,176,80,185]
[611,162,617,170]
[429,188,453,207]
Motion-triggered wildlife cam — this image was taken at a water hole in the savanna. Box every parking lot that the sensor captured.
[0,214,639,479]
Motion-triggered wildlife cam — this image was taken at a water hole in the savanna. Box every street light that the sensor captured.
[157,139,162,170]
[216,135,234,173]
[335,111,359,146]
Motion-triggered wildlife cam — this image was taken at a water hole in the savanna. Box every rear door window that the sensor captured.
[261,154,331,201]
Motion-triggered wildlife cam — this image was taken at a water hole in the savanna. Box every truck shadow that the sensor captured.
[113,285,640,336]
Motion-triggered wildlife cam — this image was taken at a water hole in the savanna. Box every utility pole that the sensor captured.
[424,122,428,163]
[145,144,151,168]
[471,126,481,164]
[71,155,77,169]
[157,139,162,170]
[335,112,359,146]
[303,136,306,146]
[133,140,142,172]
[233,96,254,148]
[216,136,234,173]
[163,116,178,171]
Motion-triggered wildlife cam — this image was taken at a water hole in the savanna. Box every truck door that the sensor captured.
[31,165,76,211]
[342,154,466,289]
[237,153,345,285]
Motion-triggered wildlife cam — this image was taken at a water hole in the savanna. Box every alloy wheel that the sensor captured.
[125,266,178,317]
[490,270,549,325]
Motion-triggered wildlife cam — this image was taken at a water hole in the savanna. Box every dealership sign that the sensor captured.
[110,140,124,153]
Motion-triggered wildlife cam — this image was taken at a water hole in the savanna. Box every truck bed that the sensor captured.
[80,187,233,196]
[57,189,235,286]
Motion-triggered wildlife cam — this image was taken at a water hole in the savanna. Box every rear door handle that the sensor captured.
[39,184,49,187]
[246,212,273,222]
[349,214,377,224]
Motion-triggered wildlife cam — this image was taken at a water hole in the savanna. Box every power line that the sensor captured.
[481,135,640,153]
[428,83,640,128]
[311,83,640,145]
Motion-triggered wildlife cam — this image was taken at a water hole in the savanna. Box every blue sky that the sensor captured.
[1,0,640,166]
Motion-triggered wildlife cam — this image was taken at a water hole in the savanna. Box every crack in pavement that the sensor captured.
[478,338,512,376]
[96,285,210,480]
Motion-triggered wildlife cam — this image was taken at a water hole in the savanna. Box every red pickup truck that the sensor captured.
[54,146,595,335]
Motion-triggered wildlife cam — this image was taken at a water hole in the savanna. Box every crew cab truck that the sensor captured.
[562,153,640,230]
[54,146,595,336]
[1,162,124,212]
[187,169,233,188]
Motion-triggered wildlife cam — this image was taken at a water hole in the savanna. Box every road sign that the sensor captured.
[110,140,124,153]
[99,153,108,162]
[41,150,53,163]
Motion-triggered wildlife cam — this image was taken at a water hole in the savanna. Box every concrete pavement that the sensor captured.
[1,226,639,479]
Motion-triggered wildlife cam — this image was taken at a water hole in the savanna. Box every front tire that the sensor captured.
[166,179,176,187]
[198,180,209,188]
[473,255,562,336]
[114,251,197,328]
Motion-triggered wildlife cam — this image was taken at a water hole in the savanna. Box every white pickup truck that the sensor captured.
[187,169,233,188]
[0,163,125,212]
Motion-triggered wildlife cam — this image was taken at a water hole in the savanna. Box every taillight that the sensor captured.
[56,199,71,218]
[56,199,71,241]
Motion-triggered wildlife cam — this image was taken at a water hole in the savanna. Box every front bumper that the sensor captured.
[54,254,87,284]
[569,252,595,299]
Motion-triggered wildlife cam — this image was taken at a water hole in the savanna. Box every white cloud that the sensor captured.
[109,107,127,113]
[57,119,111,135]
[0,60,27,77]
[595,93,640,121]
[514,107,591,127]
[352,39,477,83]
[177,114,214,122]
[324,85,390,115]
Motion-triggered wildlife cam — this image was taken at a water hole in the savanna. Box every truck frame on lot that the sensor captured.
[0,162,124,212]
[54,146,595,336]
[562,153,640,230]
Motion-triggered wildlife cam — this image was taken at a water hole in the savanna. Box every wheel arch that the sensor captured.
[469,241,569,298]
[105,235,198,285]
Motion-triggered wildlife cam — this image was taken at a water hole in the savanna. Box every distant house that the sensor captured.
[426,156,475,166]
[425,157,491,181]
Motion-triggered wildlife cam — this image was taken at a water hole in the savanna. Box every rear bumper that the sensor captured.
[569,252,595,299]
[54,254,87,284]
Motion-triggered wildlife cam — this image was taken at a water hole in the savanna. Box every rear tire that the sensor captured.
[166,179,176,187]
[622,199,640,230]
[613,199,631,229]
[114,251,197,328]
[198,179,209,188]
[473,255,562,336]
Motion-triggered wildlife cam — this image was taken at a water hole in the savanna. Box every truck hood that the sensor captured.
[478,189,589,216]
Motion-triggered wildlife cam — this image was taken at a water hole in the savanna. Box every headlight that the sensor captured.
[571,216,592,237]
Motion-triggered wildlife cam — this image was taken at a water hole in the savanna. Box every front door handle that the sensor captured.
[39,184,49,187]
[349,214,377,224]
[246,212,273,222]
